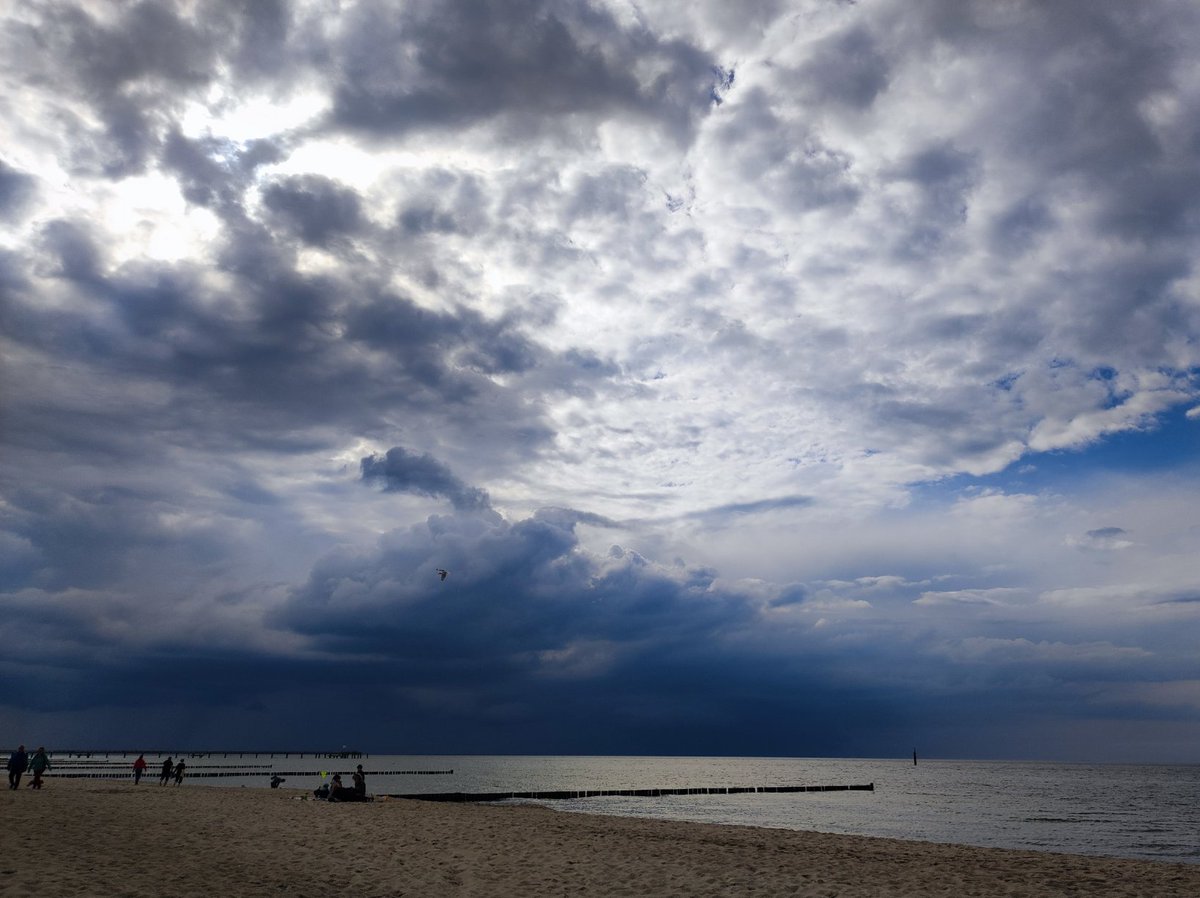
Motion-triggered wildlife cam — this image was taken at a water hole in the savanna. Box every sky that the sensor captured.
[2,0,1199,762]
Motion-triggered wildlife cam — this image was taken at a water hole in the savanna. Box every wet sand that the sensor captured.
[2,779,1198,897]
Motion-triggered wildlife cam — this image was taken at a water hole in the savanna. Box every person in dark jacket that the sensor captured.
[327,774,348,800]
[160,757,174,786]
[7,745,28,790]
[28,747,50,789]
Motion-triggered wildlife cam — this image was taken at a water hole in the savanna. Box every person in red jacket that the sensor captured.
[132,754,148,785]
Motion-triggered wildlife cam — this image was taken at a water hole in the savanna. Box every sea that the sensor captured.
[48,754,1200,865]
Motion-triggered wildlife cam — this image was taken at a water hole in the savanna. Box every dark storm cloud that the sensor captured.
[0,480,244,593]
[250,508,875,752]
[261,175,367,247]
[2,172,577,627]
[7,1,220,176]
[162,129,287,215]
[326,0,723,143]
[0,549,897,754]
[361,447,493,513]
[275,509,743,658]
[4,0,1200,760]
[344,292,549,381]
[3,1,300,178]
[8,211,563,457]
[1,502,1155,755]
[37,219,103,282]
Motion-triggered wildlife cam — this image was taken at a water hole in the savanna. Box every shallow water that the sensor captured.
[50,754,1200,863]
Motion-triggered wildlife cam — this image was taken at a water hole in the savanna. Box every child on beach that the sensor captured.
[173,759,186,785]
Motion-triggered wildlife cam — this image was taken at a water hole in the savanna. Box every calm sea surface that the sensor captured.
[51,754,1200,864]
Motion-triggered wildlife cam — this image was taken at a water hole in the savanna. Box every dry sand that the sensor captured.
[3,779,1199,897]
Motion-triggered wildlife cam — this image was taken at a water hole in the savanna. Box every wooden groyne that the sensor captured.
[47,769,453,780]
[393,784,874,802]
[49,750,369,759]
[51,763,276,770]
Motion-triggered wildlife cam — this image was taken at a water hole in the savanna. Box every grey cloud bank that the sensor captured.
[1,0,1199,761]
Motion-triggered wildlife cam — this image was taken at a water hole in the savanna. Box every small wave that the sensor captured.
[1023,816,1078,823]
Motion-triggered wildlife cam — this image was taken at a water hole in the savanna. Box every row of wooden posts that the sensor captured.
[395,784,875,802]
[47,769,454,779]
[35,764,875,800]
[50,750,368,759]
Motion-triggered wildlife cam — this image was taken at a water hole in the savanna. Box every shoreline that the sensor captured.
[4,781,1200,897]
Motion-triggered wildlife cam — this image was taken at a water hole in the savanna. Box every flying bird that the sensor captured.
[435,568,449,581]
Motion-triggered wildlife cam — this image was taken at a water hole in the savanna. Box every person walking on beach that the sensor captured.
[28,747,50,789]
[160,756,174,785]
[353,764,367,799]
[173,759,186,786]
[133,754,148,785]
[7,745,28,790]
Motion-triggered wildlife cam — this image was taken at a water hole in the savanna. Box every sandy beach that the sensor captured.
[2,780,1199,897]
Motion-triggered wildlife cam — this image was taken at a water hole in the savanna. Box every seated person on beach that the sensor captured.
[328,773,371,802]
[328,774,350,800]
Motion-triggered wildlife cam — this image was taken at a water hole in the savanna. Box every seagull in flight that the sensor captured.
[435,568,449,581]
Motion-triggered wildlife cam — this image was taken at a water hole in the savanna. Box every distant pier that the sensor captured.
[49,750,369,760]
[393,784,875,802]
[44,768,452,780]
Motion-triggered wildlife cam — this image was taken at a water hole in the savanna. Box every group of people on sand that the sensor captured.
[128,754,185,785]
[150,756,186,785]
[7,745,51,790]
[6,746,189,790]
[313,764,371,801]
[10,747,370,797]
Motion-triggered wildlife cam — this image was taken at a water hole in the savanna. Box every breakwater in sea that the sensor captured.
[28,754,1200,863]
